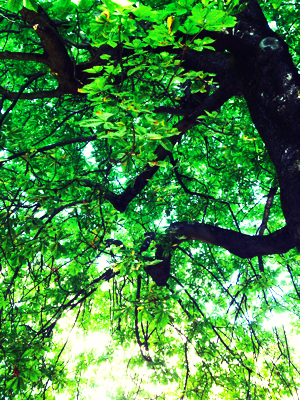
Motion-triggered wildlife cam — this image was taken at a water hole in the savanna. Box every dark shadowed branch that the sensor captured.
[146,222,293,286]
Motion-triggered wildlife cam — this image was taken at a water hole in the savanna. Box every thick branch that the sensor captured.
[146,222,294,286]
[228,0,300,244]
[0,87,64,100]
[169,222,293,258]
[0,51,47,64]
[183,49,233,77]
[20,6,79,94]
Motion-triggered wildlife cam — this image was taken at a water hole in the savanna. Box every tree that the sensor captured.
[1,0,300,397]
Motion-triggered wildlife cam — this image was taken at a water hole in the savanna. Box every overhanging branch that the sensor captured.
[0,87,64,100]
[169,222,293,258]
[20,6,79,94]
[0,51,47,64]
[146,222,294,286]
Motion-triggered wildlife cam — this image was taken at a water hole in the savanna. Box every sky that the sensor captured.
[55,331,111,400]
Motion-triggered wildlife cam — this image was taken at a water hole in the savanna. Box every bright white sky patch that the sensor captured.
[55,330,111,400]
[269,21,278,30]
[112,0,132,5]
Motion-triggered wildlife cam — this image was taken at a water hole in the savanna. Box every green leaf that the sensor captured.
[107,40,118,48]
[23,0,38,11]
[159,139,173,152]
[271,0,283,9]
[178,18,200,34]
[7,0,22,12]
[145,259,163,266]
[84,66,104,74]
[6,378,18,389]
[190,4,208,26]
[78,0,94,11]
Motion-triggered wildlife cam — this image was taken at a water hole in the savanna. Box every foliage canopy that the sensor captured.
[1,0,300,398]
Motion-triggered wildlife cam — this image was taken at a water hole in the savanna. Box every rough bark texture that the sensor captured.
[232,2,300,246]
